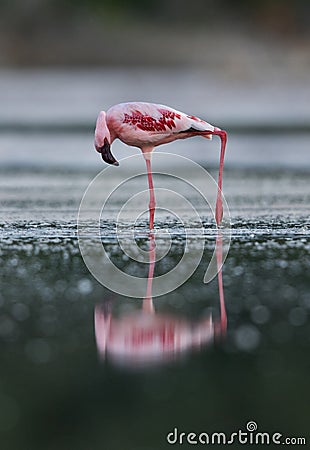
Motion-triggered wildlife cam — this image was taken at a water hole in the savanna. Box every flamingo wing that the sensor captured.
[107,102,214,144]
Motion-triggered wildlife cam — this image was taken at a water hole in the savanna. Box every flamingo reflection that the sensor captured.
[95,232,226,366]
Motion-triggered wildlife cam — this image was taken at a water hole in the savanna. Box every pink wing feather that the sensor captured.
[106,102,214,147]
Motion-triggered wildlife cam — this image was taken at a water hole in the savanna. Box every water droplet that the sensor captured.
[77,278,93,295]
[11,303,30,322]
[251,305,270,324]
[233,265,244,276]
[235,325,260,351]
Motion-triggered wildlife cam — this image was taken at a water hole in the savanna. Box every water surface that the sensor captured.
[1,162,310,449]
[1,69,310,449]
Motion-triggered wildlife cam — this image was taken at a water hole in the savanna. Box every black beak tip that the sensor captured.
[97,139,119,166]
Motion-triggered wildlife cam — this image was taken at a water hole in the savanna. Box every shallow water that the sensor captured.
[1,162,310,449]
[1,68,310,449]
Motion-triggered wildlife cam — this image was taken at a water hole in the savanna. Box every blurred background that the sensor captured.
[1,0,310,67]
[1,1,310,450]
[1,0,310,168]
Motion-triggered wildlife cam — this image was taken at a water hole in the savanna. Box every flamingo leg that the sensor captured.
[215,231,227,336]
[212,129,227,226]
[143,233,156,314]
[145,157,156,230]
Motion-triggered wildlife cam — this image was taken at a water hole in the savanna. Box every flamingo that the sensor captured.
[94,102,227,228]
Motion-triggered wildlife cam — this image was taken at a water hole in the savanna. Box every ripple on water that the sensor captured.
[1,214,309,244]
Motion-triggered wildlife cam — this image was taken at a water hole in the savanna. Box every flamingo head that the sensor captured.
[94,111,119,166]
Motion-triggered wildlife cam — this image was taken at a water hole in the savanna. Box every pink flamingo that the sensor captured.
[94,102,227,228]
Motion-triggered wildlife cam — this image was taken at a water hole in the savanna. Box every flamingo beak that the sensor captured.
[97,138,119,166]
